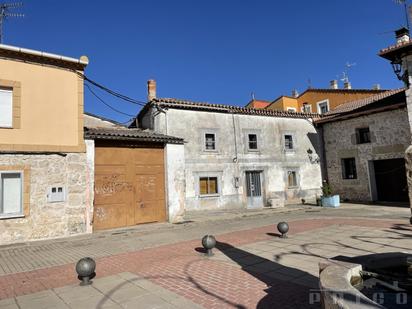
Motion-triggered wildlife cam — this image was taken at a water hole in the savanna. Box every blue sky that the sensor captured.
[4,0,408,122]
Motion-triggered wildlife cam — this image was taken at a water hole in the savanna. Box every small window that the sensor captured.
[48,186,66,203]
[287,107,296,112]
[342,158,357,179]
[205,133,216,150]
[199,177,218,195]
[287,171,298,188]
[317,100,329,114]
[0,172,23,216]
[284,134,294,150]
[248,134,258,150]
[356,127,371,144]
[302,103,312,113]
[0,88,13,128]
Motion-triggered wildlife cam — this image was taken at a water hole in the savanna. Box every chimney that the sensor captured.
[372,84,381,90]
[343,81,352,90]
[291,89,299,98]
[395,27,410,44]
[147,79,157,101]
[329,80,338,89]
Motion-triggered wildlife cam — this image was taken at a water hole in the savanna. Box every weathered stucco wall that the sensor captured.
[164,143,185,222]
[0,152,91,244]
[322,108,411,201]
[152,108,322,211]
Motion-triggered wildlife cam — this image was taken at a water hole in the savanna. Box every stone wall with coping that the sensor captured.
[322,107,411,201]
[0,152,90,244]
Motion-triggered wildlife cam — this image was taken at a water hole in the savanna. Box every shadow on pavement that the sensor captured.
[215,241,320,309]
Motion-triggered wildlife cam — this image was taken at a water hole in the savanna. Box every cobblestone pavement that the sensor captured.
[0,214,411,308]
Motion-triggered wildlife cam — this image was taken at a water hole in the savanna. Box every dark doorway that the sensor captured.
[373,158,409,203]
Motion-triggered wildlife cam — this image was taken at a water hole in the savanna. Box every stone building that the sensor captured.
[0,44,92,244]
[136,80,323,212]
[316,89,410,203]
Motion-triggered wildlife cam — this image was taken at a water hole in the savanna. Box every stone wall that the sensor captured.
[0,152,91,244]
[322,108,411,201]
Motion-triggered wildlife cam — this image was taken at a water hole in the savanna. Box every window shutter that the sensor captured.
[0,89,13,127]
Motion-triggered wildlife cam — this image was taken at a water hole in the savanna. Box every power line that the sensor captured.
[77,72,147,106]
[85,84,136,117]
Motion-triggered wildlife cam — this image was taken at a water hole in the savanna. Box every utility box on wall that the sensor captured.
[47,186,66,203]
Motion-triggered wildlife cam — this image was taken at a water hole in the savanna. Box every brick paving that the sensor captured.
[0,217,411,308]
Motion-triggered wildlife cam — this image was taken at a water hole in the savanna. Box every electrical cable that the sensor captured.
[77,72,147,106]
[85,84,136,117]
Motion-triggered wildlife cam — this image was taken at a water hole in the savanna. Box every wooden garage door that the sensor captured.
[93,145,166,231]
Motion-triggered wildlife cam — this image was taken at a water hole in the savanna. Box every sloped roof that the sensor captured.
[379,40,412,61]
[84,113,183,144]
[325,88,405,115]
[316,88,406,124]
[84,127,184,144]
[147,97,320,119]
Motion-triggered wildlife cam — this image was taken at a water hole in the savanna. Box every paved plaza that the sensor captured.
[0,204,411,308]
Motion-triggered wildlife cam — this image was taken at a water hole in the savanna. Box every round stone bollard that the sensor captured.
[202,235,216,256]
[277,222,289,238]
[76,257,96,286]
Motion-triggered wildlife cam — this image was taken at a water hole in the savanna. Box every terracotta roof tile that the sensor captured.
[84,127,184,144]
[152,97,320,119]
[325,88,405,116]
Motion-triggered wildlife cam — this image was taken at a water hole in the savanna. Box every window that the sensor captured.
[287,107,296,112]
[248,134,258,150]
[199,177,218,195]
[302,103,312,113]
[342,158,357,179]
[204,133,216,150]
[0,172,23,216]
[0,88,13,127]
[356,127,371,144]
[317,100,329,114]
[284,134,294,150]
[287,171,298,188]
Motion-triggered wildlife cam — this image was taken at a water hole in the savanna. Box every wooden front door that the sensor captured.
[93,145,166,231]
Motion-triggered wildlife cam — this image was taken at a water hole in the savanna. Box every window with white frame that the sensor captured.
[287,170,298,188]
[204,133,216,151]
[284,134,294,151]
[287,107,296,112]
[317,100,329,114]
[0,172,23,217]
[0,88,13,128]
[302,103,312,113]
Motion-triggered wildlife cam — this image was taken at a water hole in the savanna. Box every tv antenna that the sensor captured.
[0,2,24,44]
[341,62,356,84]
[394,0,410,30]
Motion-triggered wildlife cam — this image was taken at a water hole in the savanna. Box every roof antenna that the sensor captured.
[341,62,356,84]
[394,0,410,30]
[251,91,255,100]
[0,2,24,44]
[307,78,312,89]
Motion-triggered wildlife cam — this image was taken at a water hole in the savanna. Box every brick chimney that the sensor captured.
[147,79,157,101]
[329,80,338,89]
[343,81,352,90]
[395,27,410,44]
